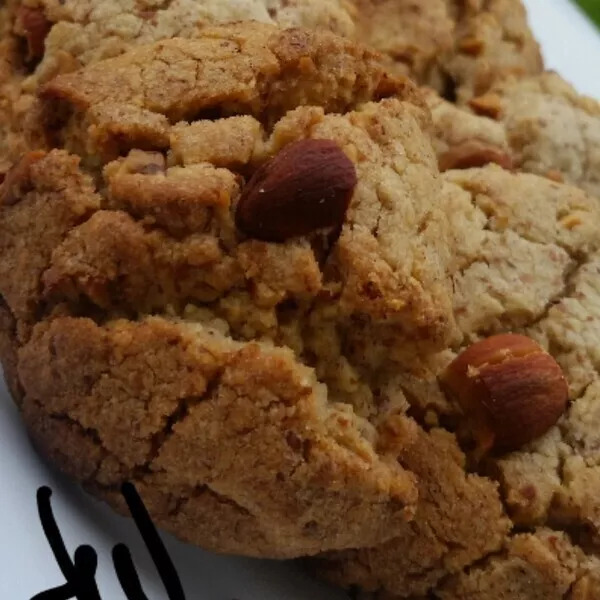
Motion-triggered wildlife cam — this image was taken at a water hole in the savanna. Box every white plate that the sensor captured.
[1,1,599,597]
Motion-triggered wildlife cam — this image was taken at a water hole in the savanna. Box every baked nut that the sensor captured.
[438,140,514,172]
[0,151,46,207]
[441,334,569,453]
[235,139,357,242]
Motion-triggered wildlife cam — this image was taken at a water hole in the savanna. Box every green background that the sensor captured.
[575,0,600,28]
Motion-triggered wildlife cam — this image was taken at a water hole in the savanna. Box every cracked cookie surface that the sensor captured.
[0,5,599,600]
[316,165,600,598]
[0,0,542,166]
[0,23,456,559]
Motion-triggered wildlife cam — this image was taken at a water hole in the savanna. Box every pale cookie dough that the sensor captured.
[470,72,600,197]
[442,0,543,103]
[350,0,454,84]
[425,74,600,197]
[316,165,600,598]
[424,88,513,172]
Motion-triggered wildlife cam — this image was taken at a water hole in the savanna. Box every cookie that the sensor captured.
[0,0,540,167]
[349,0,454,85]
[0,6,598,600]
[424,71,600,194]
[441,0,543,103]
[0,1,29,170]
[424,87,514,172]
[0,23,459,558]
[316,165,600,598]
[469,72,600,197]
[0,0,353,165]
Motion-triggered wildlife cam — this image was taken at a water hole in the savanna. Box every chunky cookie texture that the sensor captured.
[37,23,410,156]
[316,165,600,597]
[0,23,459,558]
[441,0,543,103]
[350,0,454,85]
[20,315,418,558]
[0,4,598,600]
[427,82,600,200]
[439,529,600,600]
[8,0,344,87]
[0,0,357,166]
[0,0,543,167]
[425,88,514,172]
[2,0,453,87]
[469,72,600,197]
[319,425,511,598]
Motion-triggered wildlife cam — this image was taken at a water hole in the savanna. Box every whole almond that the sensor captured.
[441,334,569,454]
[236,139,357,242]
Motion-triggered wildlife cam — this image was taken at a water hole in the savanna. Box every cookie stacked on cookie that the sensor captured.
[0,2,599,599]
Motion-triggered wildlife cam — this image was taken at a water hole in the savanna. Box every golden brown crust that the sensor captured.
[0,5,598,599]
[318,425,510,597]
[0,23,460,561]
[19,315,418,558]
[38,23,406,152]
[0,150,101,325]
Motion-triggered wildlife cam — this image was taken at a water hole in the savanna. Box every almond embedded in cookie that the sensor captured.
[18,315,418,558]
[315,164,600,598]
[0,23,457,559]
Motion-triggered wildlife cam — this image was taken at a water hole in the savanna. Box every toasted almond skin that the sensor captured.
[439,140,514,172]
[235,139,357,243]
[441,334,569,453]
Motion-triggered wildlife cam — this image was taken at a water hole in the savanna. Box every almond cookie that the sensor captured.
[0,23,457,558]
[1,0,538,165]
[316,164,600,598]
[469,72,600,197]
